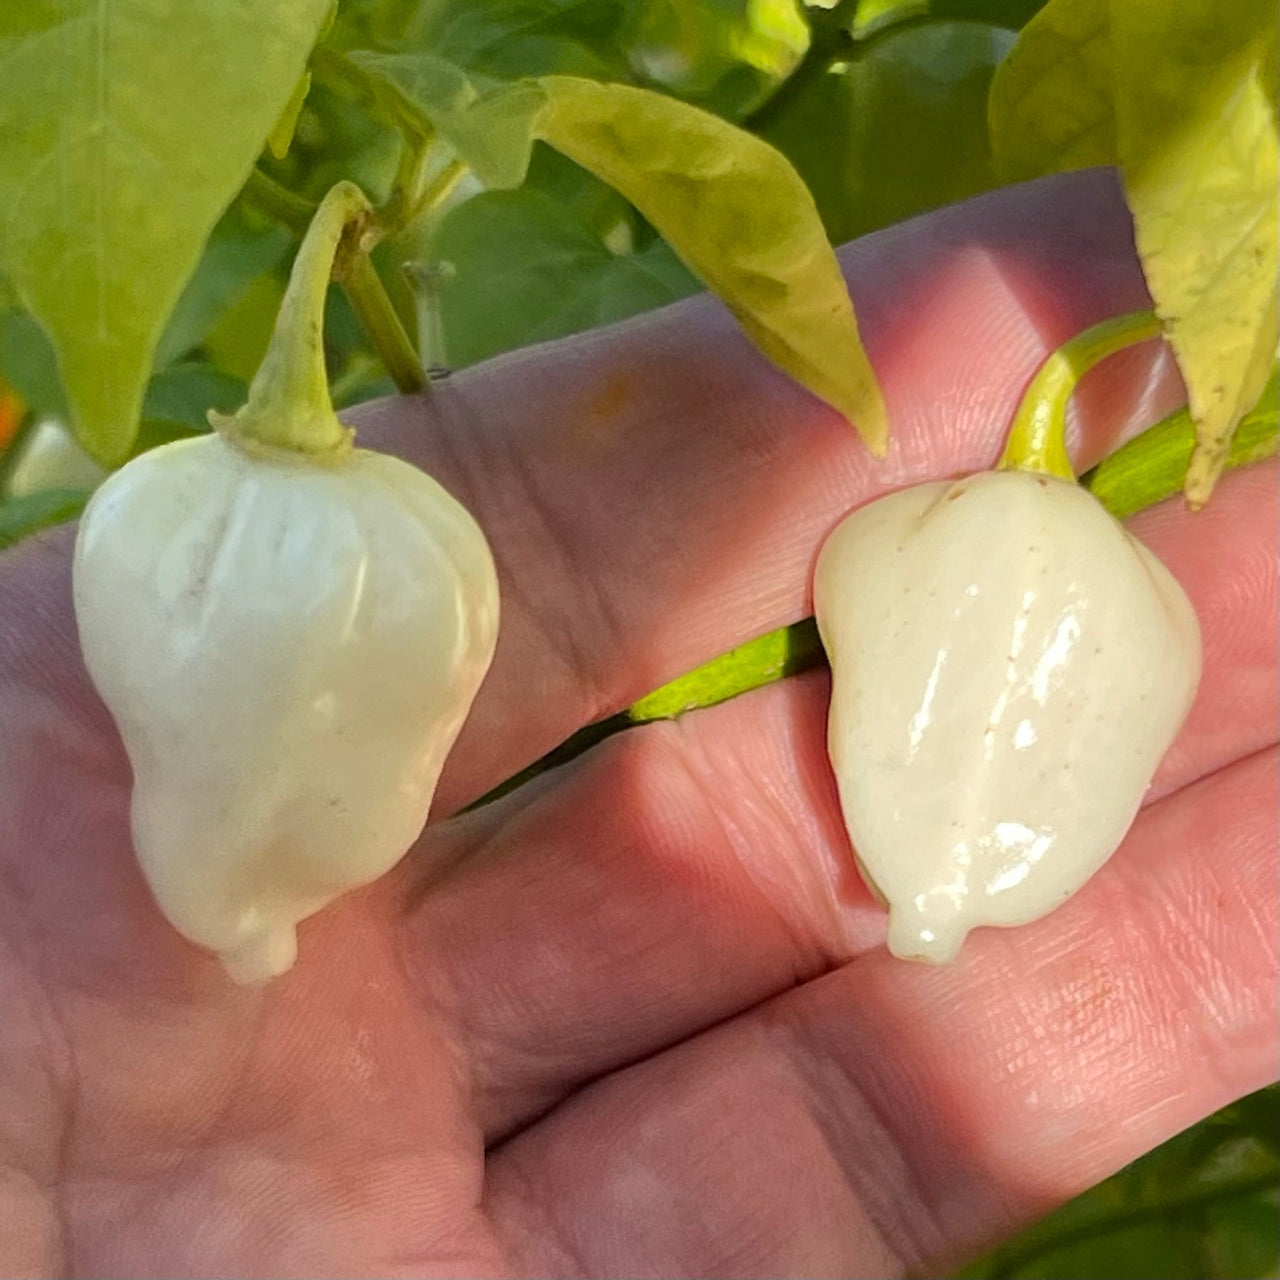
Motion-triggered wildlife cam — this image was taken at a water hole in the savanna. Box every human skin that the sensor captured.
[0,169,1276,1278]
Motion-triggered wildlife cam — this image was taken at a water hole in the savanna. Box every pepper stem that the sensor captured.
[213,182,375,460]
[999,310,1164,480]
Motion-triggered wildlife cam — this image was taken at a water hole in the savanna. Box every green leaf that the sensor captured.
[265,79,403,209]
[153,209,292,369]
[627,0,805,114]
[414,0,635,80]
[956,1088,1279,1279]
[928,0,1049,29]
[987,0,1114,182]
[523,143,635,240]
[535,75,889,452]
[0,488,89,549]
[203,273,288,384]
[141,362,245,434]
[0,0,333,464]
[343,50,546,188]
[1232,1085,1280,1158]
[763,20,1014,245]
[429,187,698,367]
[0,309,69,423]
[1111,0,1280,506]
[326,0,425,49]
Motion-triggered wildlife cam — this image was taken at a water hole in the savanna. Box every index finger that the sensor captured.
[351,168,1183,812]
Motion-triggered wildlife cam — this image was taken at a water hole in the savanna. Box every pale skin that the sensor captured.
[1,169,1276,1278]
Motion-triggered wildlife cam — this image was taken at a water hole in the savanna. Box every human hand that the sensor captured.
[1,169,1275,1278]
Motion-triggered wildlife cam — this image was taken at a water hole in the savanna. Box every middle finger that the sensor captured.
[354,170,1178,813]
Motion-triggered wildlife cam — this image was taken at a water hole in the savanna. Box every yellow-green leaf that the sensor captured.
[0,1,332,464]
[267,69,313,160]
[1111,0,1280,506]
[987,0,1115,182]
[988,0,1279,506]
[535,75,888,454]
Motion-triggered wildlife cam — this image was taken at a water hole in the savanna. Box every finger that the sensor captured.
[482,748,1279,1279]
[398,461,1278,1137]
[351,168,1185,811]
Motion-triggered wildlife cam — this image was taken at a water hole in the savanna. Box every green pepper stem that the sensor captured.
[242,170,429,398]
[999,310,1165,480]
[215,181,369,458]
[215,182,390,460]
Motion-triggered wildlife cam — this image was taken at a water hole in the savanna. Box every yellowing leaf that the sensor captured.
[1112,0,1279,505]
[989,0,1279,506]
[535,76,888,453]
[987,0,1115,182]
[0,1,332,464]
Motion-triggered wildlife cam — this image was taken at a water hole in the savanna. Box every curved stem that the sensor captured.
[242,170,428,396]
[215,182,374,459]
[242,167,316,234]
[999,310,1164,479]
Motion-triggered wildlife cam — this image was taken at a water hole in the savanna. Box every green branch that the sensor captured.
[742,0,858,132]
[214,181,369,458]
[333,249,427,396]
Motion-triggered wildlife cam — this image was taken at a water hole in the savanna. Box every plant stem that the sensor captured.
[742,0,858,132]
[417,157,470,218]
[242,167,316,234]
[215,182,372,459]
[242,168,428,400]
[402,261,453,374]
[999,310,1165,480]
[1081,364,1278,517]
[334,250,427,396]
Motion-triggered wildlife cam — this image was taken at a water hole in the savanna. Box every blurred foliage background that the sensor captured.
[0,3,1275,1275]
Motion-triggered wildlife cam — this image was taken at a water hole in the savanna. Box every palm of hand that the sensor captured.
[1,173,1276,1279]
